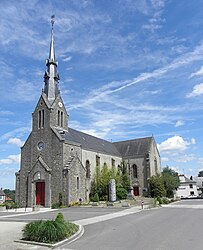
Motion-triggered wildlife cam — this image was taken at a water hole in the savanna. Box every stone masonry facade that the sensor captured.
[15,21,161,208]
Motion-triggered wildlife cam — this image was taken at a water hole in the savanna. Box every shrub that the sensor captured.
[51,202,60,209]
[161,197,170,204]
[12,202,19,209]
[91,193,99,202]
[157,196,163,205]
[55,212,65,223]
[22,213,79,244]
[116,187,128,200]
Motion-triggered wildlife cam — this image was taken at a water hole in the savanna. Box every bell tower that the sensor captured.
[43,15,60,104]
[32,16,68,132]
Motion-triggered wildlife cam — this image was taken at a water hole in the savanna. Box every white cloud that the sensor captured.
[0,154,20,165]
[187,83,203,97]
[158,135,194,152]
[190,66,203,78]
[7,137,24,147]
[62,56,72,62]
[175,120,184,127]
[81,129,110,139]
[198,158,203,166]
[0,110,14,116]
[176,154,195,163]
[191,138,196,144]
[0,127,30,141]
[161,157,169,162]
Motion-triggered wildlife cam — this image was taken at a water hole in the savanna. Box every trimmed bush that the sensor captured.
[22,213,78,244]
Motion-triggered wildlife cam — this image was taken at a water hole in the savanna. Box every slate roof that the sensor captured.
[113,137,152,157]
[54,127,153,158]
[55,127,121,157]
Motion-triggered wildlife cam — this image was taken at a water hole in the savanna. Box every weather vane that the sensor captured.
[51,15,55,27]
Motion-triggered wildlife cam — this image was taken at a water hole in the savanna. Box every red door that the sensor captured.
[133,186,139,196]
[36,182,45,206]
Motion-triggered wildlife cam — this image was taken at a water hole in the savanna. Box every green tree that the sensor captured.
[118,161,130,191]
[3,189,15,201]
[198,170,203,177]
[161,166,180,198]
[149,174,166,198]
[90,162,130,201]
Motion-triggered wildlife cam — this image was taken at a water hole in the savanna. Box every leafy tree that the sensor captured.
[198,170,203,177]
[149,174,166,198]
[118,161,131,191]
[90,162,130,201]
[161,166,180,198]
[3,189,15,201]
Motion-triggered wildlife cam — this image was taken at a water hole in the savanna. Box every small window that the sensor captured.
[77,177,79,190]
[111,159,115,167]
[0,196,3,201]
[42,109,45,128]
[38,110,41,128]
[96,155,100,167]
[61,112,63,127]
[132,164,138,178]
[57,110,60,126]
[86,160,90,178]
[189,184,193,189]
[154,158,158,173]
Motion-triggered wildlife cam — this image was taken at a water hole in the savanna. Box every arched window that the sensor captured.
[154,158,158,173]
[132,164,138,178]
[38,110,41,128]
[38,110,45,129]
[77,177,79,190]
[57,110,60,126]
[61,112,63,127]
[86,160,90,178]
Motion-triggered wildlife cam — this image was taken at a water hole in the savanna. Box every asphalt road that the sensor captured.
[66,199,203,250]
[0,207,124,222]
[1,200,203,250]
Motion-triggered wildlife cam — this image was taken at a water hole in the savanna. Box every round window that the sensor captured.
[37,142,45,151]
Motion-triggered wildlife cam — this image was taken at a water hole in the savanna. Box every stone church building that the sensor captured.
[15,21,161,208]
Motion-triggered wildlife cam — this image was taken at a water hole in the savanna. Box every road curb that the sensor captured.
[14,223,84,249]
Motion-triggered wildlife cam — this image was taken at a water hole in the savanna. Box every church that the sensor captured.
[15,20,161,208]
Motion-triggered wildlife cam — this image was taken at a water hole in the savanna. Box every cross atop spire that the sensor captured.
[49,15,56,63]
[51,15,55,27]
[43,15,60,104]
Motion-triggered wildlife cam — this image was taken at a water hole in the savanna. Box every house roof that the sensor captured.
[179,175,196,183]
[113,137,152,157]
[5,197,12,201]
[54,127,153,158]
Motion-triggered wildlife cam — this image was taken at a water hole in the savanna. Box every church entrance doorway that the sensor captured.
[36,182,45,206]
[133,186,139,196]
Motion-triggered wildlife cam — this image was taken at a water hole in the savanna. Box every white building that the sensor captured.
[175,175,198,199]
[194,177,203,195]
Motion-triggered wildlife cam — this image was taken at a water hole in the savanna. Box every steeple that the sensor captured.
[43,15,60,104]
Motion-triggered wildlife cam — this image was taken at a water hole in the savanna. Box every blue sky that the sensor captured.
[1,0,203,189]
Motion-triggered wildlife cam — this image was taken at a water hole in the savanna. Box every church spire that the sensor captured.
[43,15,60,104]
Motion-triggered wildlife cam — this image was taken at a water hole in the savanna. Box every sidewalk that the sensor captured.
[0,208,54,250]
